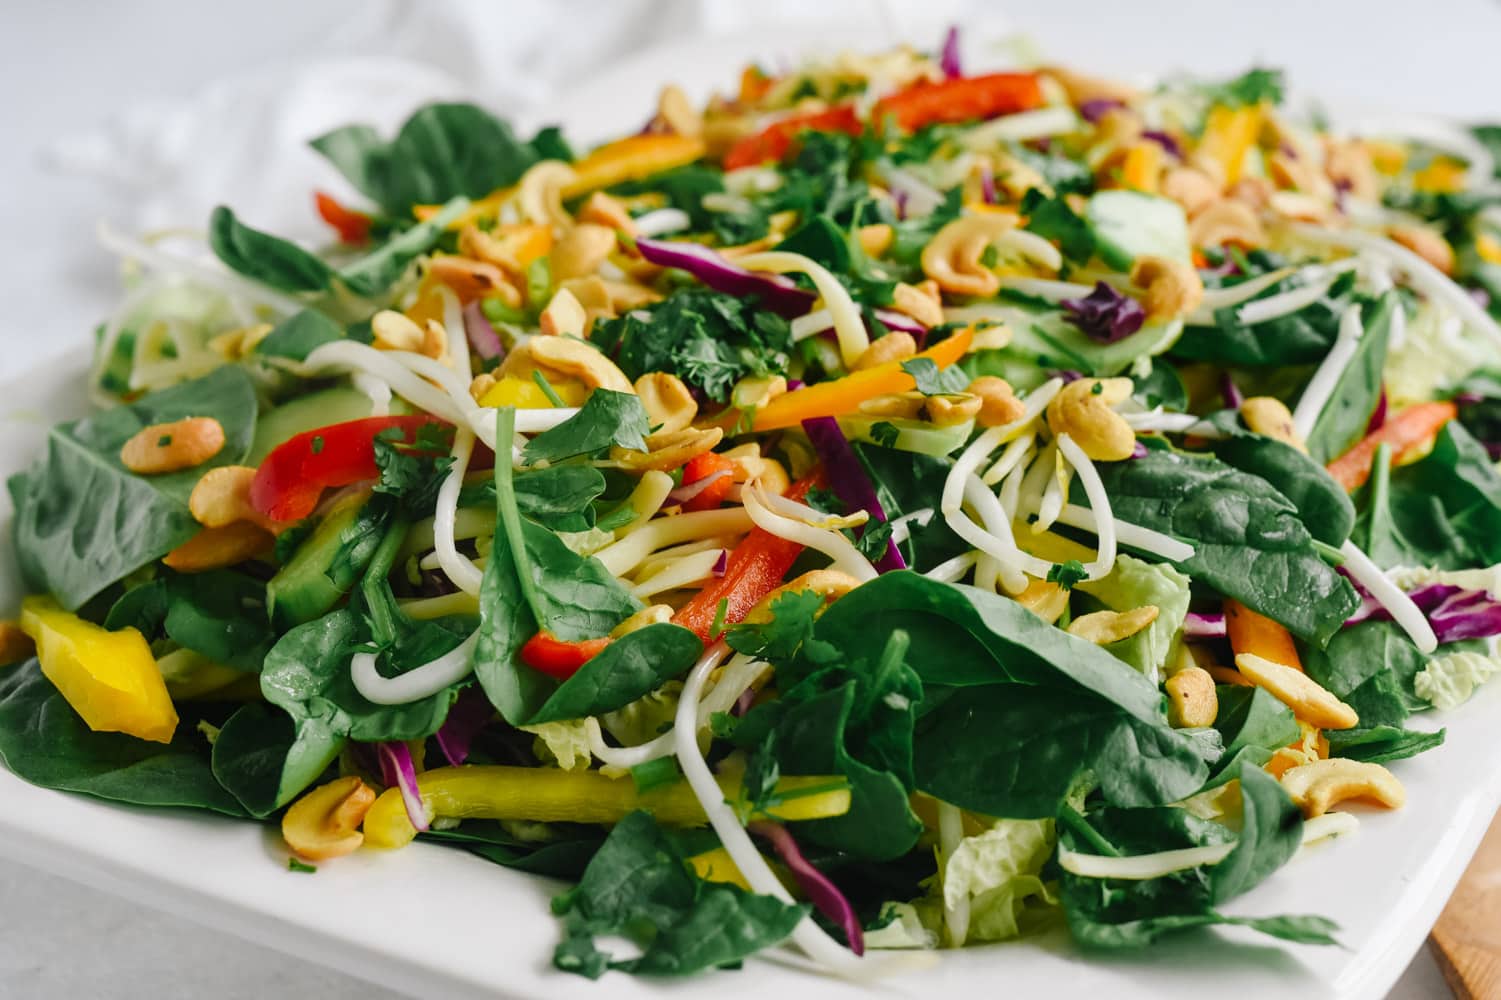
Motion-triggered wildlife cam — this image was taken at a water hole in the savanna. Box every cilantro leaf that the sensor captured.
[902,357,969,396]
[1021,188,1095,265]
[373,423,454,516]
[726,589,839,666]
[1047,559,1089,590]
[1207,67,1285,109]
[869,421,901,447]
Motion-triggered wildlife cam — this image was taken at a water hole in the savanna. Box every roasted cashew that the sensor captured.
[549,224,618,282]
[1235,653,1359,730]
[889,280,945,328]
[922,214,1049,298]
[1161,166,1222,216]
[613,426,724,471]
[1014,579,1069,625]
[517,160,578,229]
[634,372,697,435]
[1045,377,1137,462]
[1165,666,1218,728]
[120,418,225,475]
[500,332,633,393]
[1188,199,1265,249]
[538,289,589,338]
[1130,255,1204,319]
[282,776,377,861]
[925,393,982,427]
[1240,396,1306,453]
[853,331,918,371]
[1279,758,1406,818]
[1067,605,1160,645]
[968,376,1027,427]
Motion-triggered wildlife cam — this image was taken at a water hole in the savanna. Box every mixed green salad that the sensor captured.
[8,27,1501,981]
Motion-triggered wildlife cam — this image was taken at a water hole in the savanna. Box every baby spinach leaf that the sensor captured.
[210,702,310,817]
[105,571,274,672]
[0,660,246,817]
[1211,685,1301,771]
[1089,446,1359,644]
[252,309,344,361]
[1210,431,1354,547]
[1305,294,1394,464]
[1302,620,1427,703]
[1352,423,1501,569]
[422,821,605,879]
[8,366,258,610]
[522,390,650,464]
[311,104,560,217]
[527,624,703,724]
[209,205,334,293]
[1173,263,1353,367]
[1325,725,1445,763]
[338,197,468,297]
[1209,764,1301,903]
[551,811,806,978]
[462,465,610,532]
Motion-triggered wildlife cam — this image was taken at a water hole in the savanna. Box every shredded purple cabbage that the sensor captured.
[1366,388,1388,434]
[712,549,729,576]
[434,689,493,767]
[1130,441,1149,459]
[1061,282,1147,344]
[749,821,864,955]
[1141,129,1184,159]
[1183,611,1228,638]
[939,25,963,79]
[1342,578,1501,643]
[461,301,504,360]
[978,162,998,205]
[1053,369,1085,383]
[377,741,429,832]
[635,238,814,316]
[1078,98,1125,123]
[802,416,905,572]
[1220,373,1245,409]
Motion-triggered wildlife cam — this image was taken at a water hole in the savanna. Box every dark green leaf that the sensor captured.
[528,624,702,724]
[1209,430,1355,547]
[1305,294,1394,463]
[338,197,468,297]
[1325,725,1445,763]
[522,390,650,464]
[209,205,333,293]
[253,309,344,361]
[1021,187,1095,264]
[1209,764,1302,903]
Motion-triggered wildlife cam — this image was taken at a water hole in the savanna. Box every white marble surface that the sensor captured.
[3,1,1499,996]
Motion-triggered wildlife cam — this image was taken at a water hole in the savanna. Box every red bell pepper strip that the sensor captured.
[519,631,612,680]
[722,106,863,170]
[314,191,372,245]
[672,474,821,642]
[872,72,1043,132]
[679,451,737,513]
[250,415,448,523]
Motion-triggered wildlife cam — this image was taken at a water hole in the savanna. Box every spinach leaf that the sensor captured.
[311,103,559,217]
[1305,294,1394,463]
[422,821,605,879]
[1302,620,1427,707]
[0,660,245,817]
[610,165,769,244]
[209,206,333,293]
[914,686,1208,817]
[1173,256,1354,366]
[462,465,610,532]
[1352,423,1501,569]
[1209,431,1355,546]
[1209,764,1301,903]
[1133,361,1188,411]
[1325,725,1445,764]
[528,624,702,724]
[589,289,794,401]
[1089,446,1359,644]
[521,390,649,464]
[551,811,805,978]
[253,309,344,361]
[105,571,274,672]
[1021,188,1094,264]
[210,702,309,817]
[1210,685,1301,778]
[8,366,258,609]
[338,197,468,297]
[1450,368,1501,447]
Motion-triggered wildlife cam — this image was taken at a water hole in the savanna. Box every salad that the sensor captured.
[5,27,1501,982]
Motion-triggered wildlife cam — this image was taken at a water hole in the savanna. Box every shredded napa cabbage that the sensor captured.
[1415,642,1501,711]
[941,817,1058,946]
[523,719,593,770]
[1383,302,1490,407]
[1390,563,1501,598]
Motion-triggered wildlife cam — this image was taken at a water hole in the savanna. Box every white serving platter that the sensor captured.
[3,21,1499,1000]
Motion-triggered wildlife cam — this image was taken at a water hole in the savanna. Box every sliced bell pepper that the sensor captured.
[679,451,737,512]
[19,596,178,744]
[672,474,820,641]
[751,326,973,431]
[362,764,851,849]
[250,415,448,523]
[1325,400,1457,492]
[314,191,371,245]
[871,72,1043,133]
[1196,104,1262,186]
[1225,599,1302,672]
[723,105,864,170]
[562,134,707,199]
[518,631,612,680]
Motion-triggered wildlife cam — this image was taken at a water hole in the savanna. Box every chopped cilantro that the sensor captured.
[373,423,455,515]
[710,596,730,639]
[1020,188,1095,265]
[1047,559,1089,590]
[902,357,969,396]
[869,421,901,447]
[310,435,324,455]
[288,857,318,874]
[156,434,172,447]
[1207,67,1285,109]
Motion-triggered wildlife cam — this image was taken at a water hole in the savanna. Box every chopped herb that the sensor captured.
[310,435,325,455]
[288,857,318,874]
[870,421,901,447]
[902,357,969,396]
[532,370,566,408]
[1047,559,1089,590]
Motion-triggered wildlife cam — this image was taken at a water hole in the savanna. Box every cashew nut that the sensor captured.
[1235,653,1359,730]
[743,570,860,624]
[469,372,498,403]
[371,310,426,352]
[189,465,281,534]
[549,223,618,282]
[613,426,724,472]
[889,280,945,328]
[1388,224,1455,276]
[859,392,925,420]
[517,160,578,230]
[925,393,982,427]
[609,604,675,638]
[921,214,1022,297]
[1267,151,1327,196]
[120,417,226,475]
[1130,255,1204,319]
[1014,579,1069,625]
[1240,396,1306,453]
[503,331,633,393]
[1279,758,1406,818]
[968,376,1027,428]
[1165,666,1218,728]
[1045,377,1137,462]
[634,372,698,435]
[163,521,273,572]
[853,331,918,372]
[425,256,513,304]
[657,83,703,137]
[1188,199,1265,249]
[578,191,636,234]
[1067,605,1160,645]
[1325,138,1379,202]
[1161,167,1222,216]
[538,288,589,338]
[459,224,550,289]
[282,775,378,861]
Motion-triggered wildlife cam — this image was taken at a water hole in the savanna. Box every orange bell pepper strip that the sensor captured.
[751,327,973,431]
[722,105,864,171]
[673,475,821,642]
[519,631,612,680]
[679,451,738,512]
[871,72,1043,133]
[314,191,371,244]
[1225,599,1302,673]
[562,134,707,199]
[1325,400,1457,492]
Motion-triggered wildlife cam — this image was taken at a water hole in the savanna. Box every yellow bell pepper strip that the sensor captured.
[19,596,178,744]
[362,765,851,849]
[751,326,973,431]
[561,134,707,200]
[1196,104,1262,186]
[478,375,587,409]
[688,846,754,890]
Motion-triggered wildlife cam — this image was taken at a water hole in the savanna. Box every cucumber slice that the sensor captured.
[840,416,974,456]
[1086,191,1191,271]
